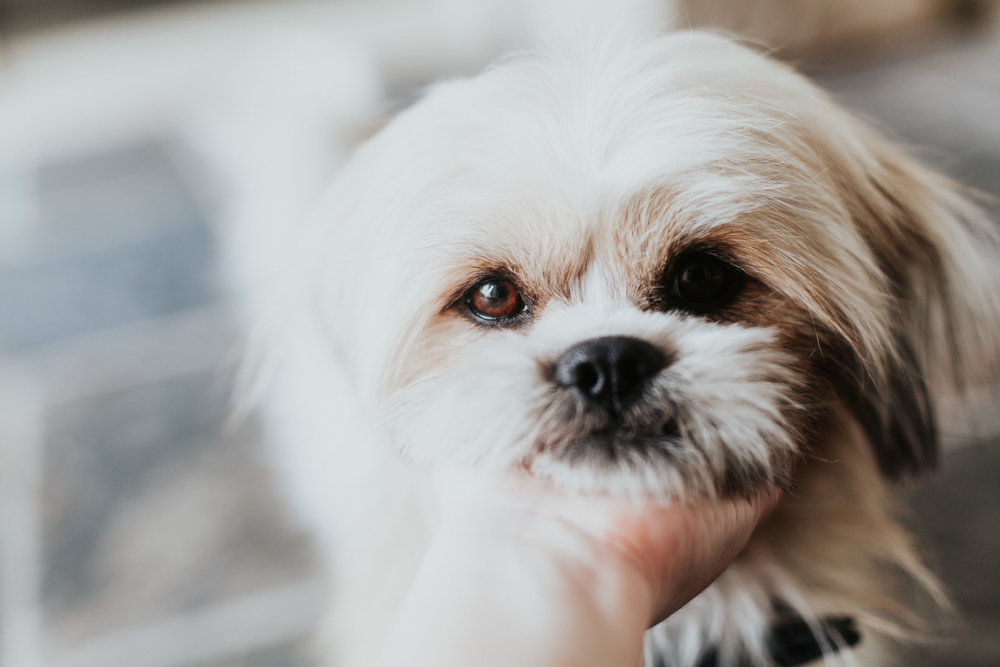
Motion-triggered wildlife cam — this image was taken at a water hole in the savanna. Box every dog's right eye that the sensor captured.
[465,278,526,324]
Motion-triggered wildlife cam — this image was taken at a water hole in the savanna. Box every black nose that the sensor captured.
[552,336,667,417]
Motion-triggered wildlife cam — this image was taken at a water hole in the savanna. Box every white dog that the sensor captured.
[244,30,1000,666]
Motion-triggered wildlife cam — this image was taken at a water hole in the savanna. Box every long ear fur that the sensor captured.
[839,129,1000,479]
[844,336,938,478]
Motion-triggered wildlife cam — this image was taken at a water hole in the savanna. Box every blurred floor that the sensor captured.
[1,4,999,666]
[903,440,1000,665]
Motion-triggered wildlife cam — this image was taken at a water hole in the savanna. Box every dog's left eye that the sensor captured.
[466,278,526,323]
[667,253,742,311]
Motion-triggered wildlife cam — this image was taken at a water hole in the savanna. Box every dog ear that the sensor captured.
[841,336,938,479]
[839,132,1000,479]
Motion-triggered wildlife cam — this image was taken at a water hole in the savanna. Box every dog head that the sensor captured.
[307,32,1000,500]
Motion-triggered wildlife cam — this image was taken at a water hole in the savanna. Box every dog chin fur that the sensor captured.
[245,30,1000,667]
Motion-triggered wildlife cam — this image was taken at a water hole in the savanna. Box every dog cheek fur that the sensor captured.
[380,322,552,469]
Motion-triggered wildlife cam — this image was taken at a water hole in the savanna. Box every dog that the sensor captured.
[244,29,1000,666]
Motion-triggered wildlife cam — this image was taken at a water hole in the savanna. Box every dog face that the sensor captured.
[311,32,999,500]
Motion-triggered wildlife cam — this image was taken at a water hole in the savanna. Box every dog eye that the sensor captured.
[669,253,740,310]
[466,278,525,322]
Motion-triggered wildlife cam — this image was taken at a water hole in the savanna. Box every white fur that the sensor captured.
[238,30,1000,667]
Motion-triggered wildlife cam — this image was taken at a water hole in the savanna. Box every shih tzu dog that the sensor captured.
[246,29,1000,667]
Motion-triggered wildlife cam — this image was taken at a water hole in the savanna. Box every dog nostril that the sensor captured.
[571,360,605,398]
[553,336,667,415]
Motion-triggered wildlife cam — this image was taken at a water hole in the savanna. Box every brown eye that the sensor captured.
[466,278,525,322]
[669,253,739,310]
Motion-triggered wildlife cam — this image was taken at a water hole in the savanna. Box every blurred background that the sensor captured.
[1,1,998,666]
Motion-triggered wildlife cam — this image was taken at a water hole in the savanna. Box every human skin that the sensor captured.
[377,474,780,666]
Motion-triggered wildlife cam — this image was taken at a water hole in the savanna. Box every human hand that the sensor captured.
[379,471,779,666]
[435,472,781,628]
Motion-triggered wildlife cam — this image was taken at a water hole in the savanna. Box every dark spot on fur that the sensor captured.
[834,339,938,479]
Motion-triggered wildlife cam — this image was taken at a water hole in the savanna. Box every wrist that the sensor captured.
[440,509,657,635]
[380,508,655,666]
